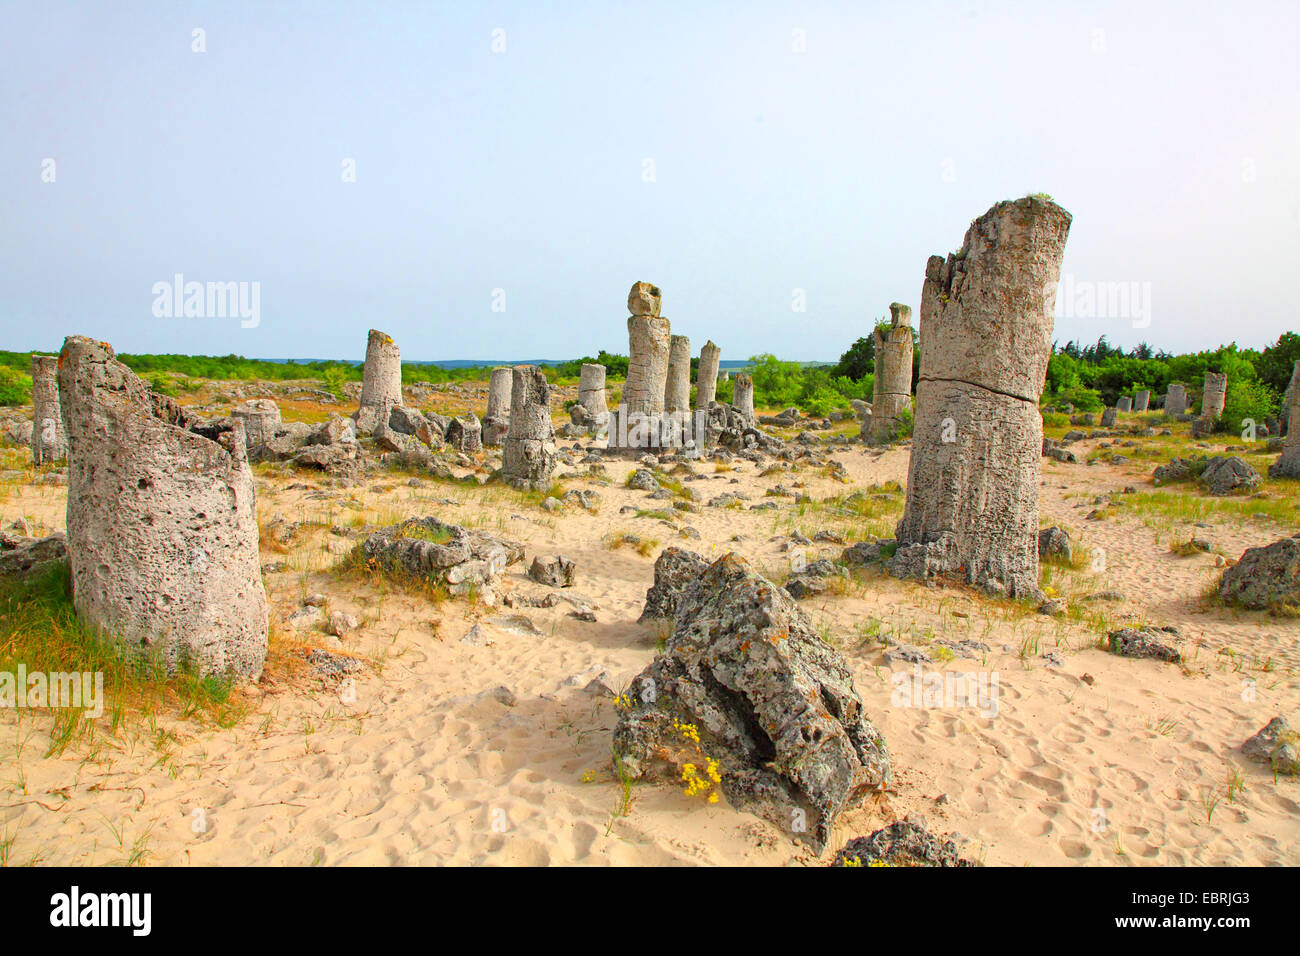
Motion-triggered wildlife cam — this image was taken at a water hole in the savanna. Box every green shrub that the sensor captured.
[0,366,32,406]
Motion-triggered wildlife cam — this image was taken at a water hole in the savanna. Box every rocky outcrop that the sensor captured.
[0,532,68,575]
[832,820,976,867]
[614,553,892,853]
[360,516,523,604]
[1219,535,1300,611]
[1107,625,1182,663]
[638,546,711,621]
[1199,455,1261,496]
[1241,717,1299,776]
[57,336,269,678]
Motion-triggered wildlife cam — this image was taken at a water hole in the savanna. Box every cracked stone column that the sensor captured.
[889,196,1072,599]
[1165,383,1187,416]
[502,365,558,488]
[664,334,692,413]
[696,341,721,409]
[732,373,755,424]
[483,366,513,446]
[1281,360,1299,437]
[1202,371,1227,420]
[1116,396,1132,413]
[609,281,671,452]
[1269,361,1300,477]
[30,354,66,465]
[1133,390,1150,412]
[1101,407,1117,427]
[231,399,282,450]
[57,336,269,678]
[868,303,915,442]
[356,329,403,433]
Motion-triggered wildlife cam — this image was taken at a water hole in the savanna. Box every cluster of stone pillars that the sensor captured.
[890,196,1073,598]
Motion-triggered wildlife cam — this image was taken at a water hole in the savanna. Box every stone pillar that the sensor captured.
[890,196,1072,599]
[733,373,755,424]
[1116,396,1132,413]
[1101,407,1117,427]
[609,281,671,452]
[1202,371,1227,421]
[1269,362,1300,477]
[30,354,66,465]
[502,365,558,489]
[868,303,915,442]
[357,329,403,433]
[57,336,268,678]
[1133,390,1150,412]
[231,399,281,450]
[570,363,610,434]
[664,334,692,413]
[483,366,513,446]
[1166,383,1187,416]
[696,341,721,409]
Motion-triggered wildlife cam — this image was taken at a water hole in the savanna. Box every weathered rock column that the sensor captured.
[609,281,671,452]
[356,329,403,433]
[570,362,610,434]
[733,373,755,424]
[1202,371,1227,420]
[1101,407,1117,427]
[1269,362,1300,477]
[1133,390,1150,412]
[664,334,692,413]
[231,399,282,450]
[30,354,66,464]
[446,413,483,454]
[1281,361,1299,438]
[502,365,558,488]
[868,303,915,442]
[1166,383,1188,416]
[57,336,268,678]
[483,366,513,446]
[696,341,721,409]
[1116,396,1132,413]
[890,196,1073,598]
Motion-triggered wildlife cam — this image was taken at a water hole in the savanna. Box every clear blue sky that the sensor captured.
[2,0,1296,362]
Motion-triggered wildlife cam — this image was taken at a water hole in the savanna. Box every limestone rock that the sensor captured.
[1107,625,1182,663]
[528,554,575,588]
[1199,455,1260,496]
[638,546,711,622]
[832,820,975,867]
[1218,535,1300,611]
[614,553,892,853]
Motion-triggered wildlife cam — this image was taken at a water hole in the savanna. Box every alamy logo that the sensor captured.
[151,273,260,328]
[49,886,151,936]
[0,665,103,718]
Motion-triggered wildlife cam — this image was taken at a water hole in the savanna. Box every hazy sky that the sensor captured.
[2,0,1297,362]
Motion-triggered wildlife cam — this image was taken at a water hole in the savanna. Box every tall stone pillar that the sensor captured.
[664,335,692,413]
[570,362,610,435]
[1133,390,1150,412]
[868,303,915,442]
[1202,371,1227,420]
[889,196,1072,598]
[1166,383,1188,416]
[696,341,721,409]
[30,354,66,465]
[483,366,513,446]
[502,365,558,489]
[356,329,403,433]
[57,336,268,678]
[1269,361,1300,477]
[1281,361,1299,437]
[609,281,671,453]
[733,373,755,424]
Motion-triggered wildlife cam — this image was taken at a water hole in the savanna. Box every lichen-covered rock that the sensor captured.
[1037,526,1073,564]
[1107,625,1182,663]
[840,539,895,567]
[1199,455,1261,496]
[1241,717,1299,775]
[1219,535,1300,611]
[528,554,575,588]
[0,532,68,574]
[832,820,976,867]
[638,546,711,622]
[360,516,523,603]
[614,553,892,853]
[57,336,269,678]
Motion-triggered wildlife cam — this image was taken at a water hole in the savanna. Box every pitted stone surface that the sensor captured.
[57,336,268,678]
[664,334,692,412]
[502,365,558,489]
[891,197,1071,599]
[733,373,755,424]
[696,341,721,410]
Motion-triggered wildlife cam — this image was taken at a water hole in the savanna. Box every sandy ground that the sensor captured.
[1,409,1298,867]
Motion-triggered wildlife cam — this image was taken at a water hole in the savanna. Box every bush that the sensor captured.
[0,366,31,406]
[1220,378,1277,436]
